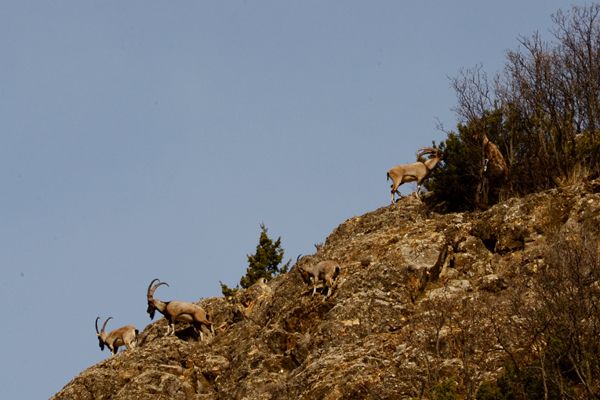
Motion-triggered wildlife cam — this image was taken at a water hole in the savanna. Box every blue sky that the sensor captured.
[0,1,587,398]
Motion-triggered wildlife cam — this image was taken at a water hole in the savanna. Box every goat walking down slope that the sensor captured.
[95,317,138,356]
[146,279,214,341]
[297,260,341,301]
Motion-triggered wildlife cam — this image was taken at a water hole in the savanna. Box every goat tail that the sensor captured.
[386,172,390,181]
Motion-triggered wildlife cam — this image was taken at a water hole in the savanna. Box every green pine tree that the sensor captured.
[220,223,290,296]
[240,223,289,288]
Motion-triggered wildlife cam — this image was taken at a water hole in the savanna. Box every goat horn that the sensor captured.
[148,279,169,299]
[417,147,442,158]
[95,317,101,334]
[147,278,166,298]
[147,278,160,295]
[101,317,113,333]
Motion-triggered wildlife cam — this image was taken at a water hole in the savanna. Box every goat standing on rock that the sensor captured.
[387,147,444,203]
[297,260,341,300]
[95,317,138,356]
[146,278,214,341]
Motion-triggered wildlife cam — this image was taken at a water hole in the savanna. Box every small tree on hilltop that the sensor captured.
[241,223,290,288]
[220,223,290,296]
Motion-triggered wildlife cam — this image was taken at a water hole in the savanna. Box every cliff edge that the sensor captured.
[53,179,600,399]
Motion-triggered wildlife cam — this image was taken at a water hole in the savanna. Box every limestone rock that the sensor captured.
[53,179,600,399]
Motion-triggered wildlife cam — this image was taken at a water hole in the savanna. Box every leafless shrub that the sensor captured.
[486,226,600,398]
[409,290,500,398]
[534,227,600,397]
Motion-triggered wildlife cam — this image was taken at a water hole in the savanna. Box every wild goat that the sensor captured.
[146,278,214,341]
[297,260,341,300]
[95,317,138,355]
[386,147,444,203]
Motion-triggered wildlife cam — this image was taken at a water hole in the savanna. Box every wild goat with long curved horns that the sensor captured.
[386,146,444,203]
[146,278,214,341]
[95,316,138,356]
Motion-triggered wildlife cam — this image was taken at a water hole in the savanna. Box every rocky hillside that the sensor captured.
[53,179,600,399]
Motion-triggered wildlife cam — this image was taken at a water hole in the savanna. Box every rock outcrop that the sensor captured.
[53,179,600,399]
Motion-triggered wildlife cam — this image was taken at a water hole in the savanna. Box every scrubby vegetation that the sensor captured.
[428,4,600,212]
[474,226,600,399]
